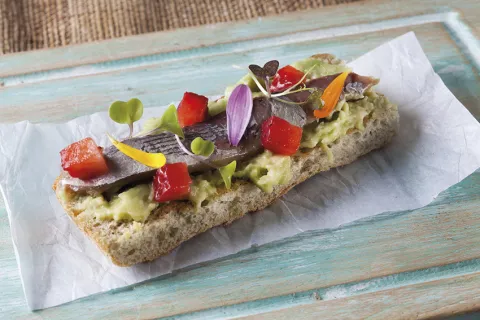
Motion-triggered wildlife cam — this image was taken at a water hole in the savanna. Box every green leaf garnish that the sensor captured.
[191,137,215,157]
[109,98,144,137]
[219,160,236,189]
[138,104,184,138]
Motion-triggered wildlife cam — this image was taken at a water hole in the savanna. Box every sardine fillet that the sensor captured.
[53,96,399,267]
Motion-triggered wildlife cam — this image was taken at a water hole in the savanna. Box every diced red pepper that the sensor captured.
[177,92,209,127]
[261,116,302,156]
[270,65,305,93]
[153,163,192,202]
[60,138,109,180]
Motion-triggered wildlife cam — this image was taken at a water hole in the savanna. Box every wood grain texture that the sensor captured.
[240,272,480,320]
[0,0,479,318]
[0,0,477,78]
[0,24,479,122]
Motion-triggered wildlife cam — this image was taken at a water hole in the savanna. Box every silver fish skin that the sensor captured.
[61,97,306,194]
[60,71,376,195]
[285,72,378,123]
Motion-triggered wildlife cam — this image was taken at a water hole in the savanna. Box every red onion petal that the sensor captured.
[227,84,253,146]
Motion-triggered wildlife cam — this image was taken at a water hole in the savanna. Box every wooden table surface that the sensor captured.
[1,0,479,318]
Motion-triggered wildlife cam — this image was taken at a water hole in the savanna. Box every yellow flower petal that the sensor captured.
[108,134,166,168]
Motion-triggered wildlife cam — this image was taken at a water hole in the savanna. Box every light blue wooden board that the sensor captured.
[1,0,480,318]
[0,22,479,123]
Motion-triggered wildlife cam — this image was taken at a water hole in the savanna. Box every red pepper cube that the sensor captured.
[153,163,192,202]
[177,92,209,127]
[261,116,303,156]
[60,138,109,180]
[270,65,305,94]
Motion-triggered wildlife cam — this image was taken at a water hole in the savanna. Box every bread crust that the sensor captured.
[54,98,399,267]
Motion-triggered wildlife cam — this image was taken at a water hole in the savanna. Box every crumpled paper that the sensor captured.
[0,32,479,310]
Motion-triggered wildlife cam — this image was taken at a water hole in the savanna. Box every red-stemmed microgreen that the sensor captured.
[270,64,317,98]
[248,60,279,97]
[263,60,280,77]
[272,96,313,105]
[238,62,317,107]
[246,68,269,97]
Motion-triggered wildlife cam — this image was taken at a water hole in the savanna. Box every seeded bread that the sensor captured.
[53,95,398,267]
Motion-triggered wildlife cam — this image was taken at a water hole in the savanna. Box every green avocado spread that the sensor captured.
[301,93,386,149]
[189,173,220,208]
[74,184,158,222]
[235,150,292,193]
[69,56,392,222]
[291,57,351,80]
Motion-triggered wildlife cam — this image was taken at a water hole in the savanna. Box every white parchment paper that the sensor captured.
[1,32,480,310]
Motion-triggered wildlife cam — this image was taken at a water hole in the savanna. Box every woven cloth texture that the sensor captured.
[0,0,357,54]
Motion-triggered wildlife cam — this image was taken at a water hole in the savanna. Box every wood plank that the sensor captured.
[240,272,480,320]
[0,0,479,318]
[1,173,478,319]
[0,0,477,79]
[0,23,478,123]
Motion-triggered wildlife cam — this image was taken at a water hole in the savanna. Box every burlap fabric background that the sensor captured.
[0,0,357,54]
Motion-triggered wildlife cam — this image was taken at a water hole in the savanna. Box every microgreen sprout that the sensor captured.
[191,137,215,157]
[248,60,279,97]
[270,64,317,98]
[239,62,317,106]
[246,68,269,97]
[109,98,144,138]
[174,135,218,169]
[271,96,312,105]
[219,161,236,189]
[136,104,184,138]
[263,60,280,77]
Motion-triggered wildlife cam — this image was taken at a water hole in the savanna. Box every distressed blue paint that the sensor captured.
[0,0,479,319]
[0,3,457,78]
[1,172,479,318]
[0,23,479,124]
[165,258,480,320]
[0,12,456,87]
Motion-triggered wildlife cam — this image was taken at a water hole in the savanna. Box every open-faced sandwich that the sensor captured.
[53,54,399,266]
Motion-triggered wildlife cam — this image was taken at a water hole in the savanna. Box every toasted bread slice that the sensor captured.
[54,94,398,267]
